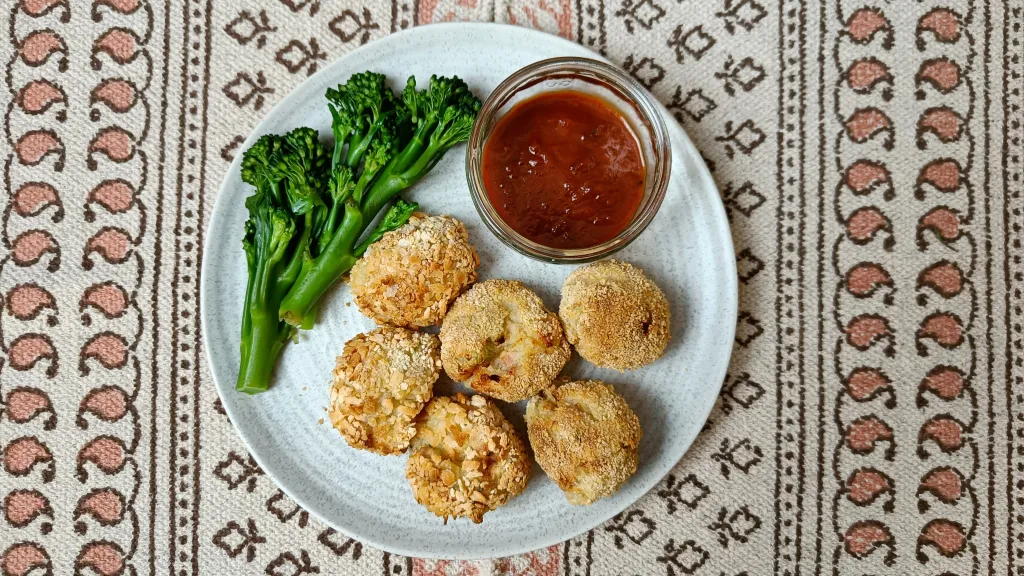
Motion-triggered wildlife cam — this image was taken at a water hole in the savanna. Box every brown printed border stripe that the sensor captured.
[1003,1,1023,574]
[167,0,212,573]
[774,0,808,573]
[150,0,172,573]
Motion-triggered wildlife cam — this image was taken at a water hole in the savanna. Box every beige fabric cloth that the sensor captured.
[2,0,1022,574]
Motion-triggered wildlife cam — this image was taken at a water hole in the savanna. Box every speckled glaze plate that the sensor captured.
[201,23,736,560]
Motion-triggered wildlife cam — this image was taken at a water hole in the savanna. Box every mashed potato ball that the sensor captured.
[329,327,441,455]
[406,393,531,523]
[350,213,478,328]
[526,380,642,505]
[440,279,570,402]
[559,259,670,371]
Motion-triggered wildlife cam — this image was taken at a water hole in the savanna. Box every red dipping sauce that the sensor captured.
[481,91,645,250]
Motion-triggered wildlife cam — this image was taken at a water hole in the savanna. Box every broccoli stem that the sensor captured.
[392,121,434,173]
[327,104,350,171]
[397,140,446,186]
[352,169,375,204]
[278,212,311,286]
[359,176,405,228]
[278,203,363,326]
[358,138,444,222]
[236,308,290,394]
[299,302,319,330]
[238,288,254,389]
[238,228,294,393]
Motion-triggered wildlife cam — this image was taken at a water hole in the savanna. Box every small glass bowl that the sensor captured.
[466,57,672,263]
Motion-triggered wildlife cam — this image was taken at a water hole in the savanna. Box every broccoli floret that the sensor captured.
[279,127,330,216]
[359,75,481,220]
[325,71,397,170]
[240,134,286,205]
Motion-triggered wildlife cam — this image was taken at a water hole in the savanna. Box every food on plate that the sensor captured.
[440,279,570,402]
[481,90,645,249]
[406,393,530,523]
[328,327,441,455]
[277,73,482,329]
[234,70,481,394]
[559,259,670,371]
[525,380,642,505]
[350,213,479,328]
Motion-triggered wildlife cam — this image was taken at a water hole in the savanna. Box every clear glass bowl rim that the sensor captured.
[465,56,672,264]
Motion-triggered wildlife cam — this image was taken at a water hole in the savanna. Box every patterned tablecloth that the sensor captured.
[2,0,1023,574]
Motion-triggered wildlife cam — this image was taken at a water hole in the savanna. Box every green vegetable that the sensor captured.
[235,71,481,394]
[236,130,325,394]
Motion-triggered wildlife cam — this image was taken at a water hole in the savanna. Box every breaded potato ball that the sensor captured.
[440,279,570,402]
[350,213,478,328]
[525,380,642,505]
[559,259,670,371]
[328,327,441,455]
[406,393,531,523]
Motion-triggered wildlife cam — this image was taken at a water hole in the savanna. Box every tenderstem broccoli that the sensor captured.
[236,129,327,394]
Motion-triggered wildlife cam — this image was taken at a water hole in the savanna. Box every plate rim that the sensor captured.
[200,21,738,560]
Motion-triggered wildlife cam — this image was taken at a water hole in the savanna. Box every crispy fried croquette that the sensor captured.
[406,393,531,523]
[559,259,670,371]
[329,327,441,455]
[439,279,570,402]
[350,213,479,328]
[526,380,642,505]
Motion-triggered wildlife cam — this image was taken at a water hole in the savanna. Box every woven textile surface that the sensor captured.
[1,0,1023,574]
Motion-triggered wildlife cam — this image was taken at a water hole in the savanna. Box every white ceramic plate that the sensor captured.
[201,22,736,559]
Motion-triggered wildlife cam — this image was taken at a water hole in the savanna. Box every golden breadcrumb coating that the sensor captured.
[329,327,441,455]
[559,259,670,371]
[406,393,531,523]
[350,213,479,328]
[525,380,642,505]
[440,279,570,402]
